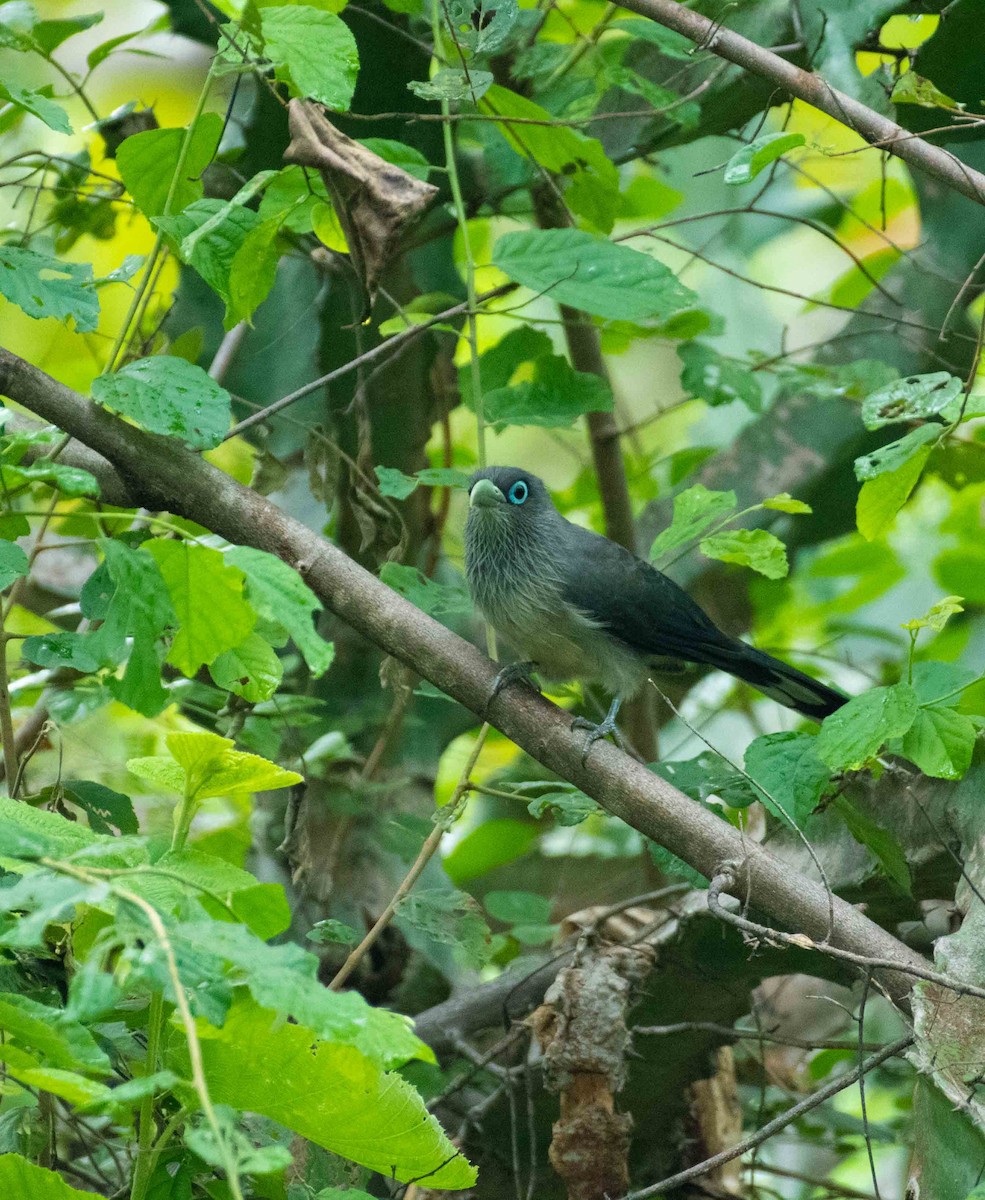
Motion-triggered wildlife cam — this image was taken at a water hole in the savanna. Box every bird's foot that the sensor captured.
[571,698,624,765]
[486,661,539,714]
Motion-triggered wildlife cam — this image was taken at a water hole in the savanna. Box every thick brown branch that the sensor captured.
[617,0,985,208]
[0,347,929,1010]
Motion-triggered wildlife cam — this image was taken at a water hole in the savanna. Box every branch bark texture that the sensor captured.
[0,347,929,1009]
[618,0,985,208]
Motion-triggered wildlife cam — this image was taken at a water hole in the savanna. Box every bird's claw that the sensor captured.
[571,711,625,765]
[486,661,539,715]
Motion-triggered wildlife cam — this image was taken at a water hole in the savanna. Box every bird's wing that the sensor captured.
[559,523,737,663]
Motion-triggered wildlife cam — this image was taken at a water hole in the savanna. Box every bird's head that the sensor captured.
[465,468,558,574]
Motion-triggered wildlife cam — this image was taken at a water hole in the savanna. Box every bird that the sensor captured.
[464,466,846,755]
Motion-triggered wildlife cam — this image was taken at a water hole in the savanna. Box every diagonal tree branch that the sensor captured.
[617,0,985,208]
[0,346,929,1010]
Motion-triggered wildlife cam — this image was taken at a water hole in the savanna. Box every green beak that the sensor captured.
[469,478,506,509]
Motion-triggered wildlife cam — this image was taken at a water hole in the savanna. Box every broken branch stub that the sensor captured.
[284,99,439,316]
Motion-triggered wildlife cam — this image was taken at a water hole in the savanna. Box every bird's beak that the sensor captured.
[469,478,506,509]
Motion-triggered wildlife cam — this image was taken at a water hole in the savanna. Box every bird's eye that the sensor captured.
[508,480,528,505]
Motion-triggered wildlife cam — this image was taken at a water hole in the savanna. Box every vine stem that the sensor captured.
[130,991,164,1200]
[329,723,491,990]
[105,58,219,372]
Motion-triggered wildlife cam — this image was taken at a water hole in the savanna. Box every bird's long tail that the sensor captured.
[710,642,847,720]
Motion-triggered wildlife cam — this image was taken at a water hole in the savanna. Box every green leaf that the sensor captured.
[653,753,758,808]
[484,353,613,428]
[899,706,977,780]
[0,540,28,589]
[178,999,475,1187]
[483,86,619,233]
[678,342,762,410]
[23,627,101,672]
[861,372,963,429]
[0,993,110,1073]
[146,539,256,675]
[493,228,698,323]
[379,563,472,618]
[815,683,919,771]
[226,545,334,677]
[409,67,493,102]
[416,466,470,489]
[91,356,231,449]
[257,164,330,233]
[4,460,99,496]
[856,442,932,541]
[30,11,102,54]
[359,138,432,182]
[178,171,277,262]
[936,546,985,604]
[700,528,788,579]
[911,660,980,707]
[527,786,600,826]
[832,795,911,894]
[609,18,693,58]
[226,216,284,327]
[185,1115,293,1175]
[0,1154,103,1198]
[307,918,359,945]
[724,132,806,185]
[165,730,301,799]
[375,465,418,499]
[649,484,736,560]
[854,422,940,481]
[0,245,98,331]
[116,112,224,218]
[446,0,517,54]
[484,890,551,924]
[209,633,283,702]
[762,492,812,514]
[901,595,964,635]
[62,780,138,836]
[260,6,359,111]
[891,71,957,109]
[0,794,103,860]
[744,731,832,826]
[0,80,71,133]
[156,197,263,305]
[395,888,491,968]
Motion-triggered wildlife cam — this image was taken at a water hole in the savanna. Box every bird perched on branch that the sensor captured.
[464,466,846,756]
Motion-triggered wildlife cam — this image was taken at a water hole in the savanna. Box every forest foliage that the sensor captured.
[1,0,985,1197]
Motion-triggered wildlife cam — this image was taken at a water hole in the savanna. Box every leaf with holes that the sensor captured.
[91,356,231,449]
[0,245,98,331]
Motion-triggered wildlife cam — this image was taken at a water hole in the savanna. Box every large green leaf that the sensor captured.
[861,372,964,429]
[0,80,71,133]
[700,528,788,579]
[0,245,98,331]
[226,216,284,327]
[0,993,110,1074]
[816,683,919,771]
[483,86,619,233]
[145,540,256,675]
[899,707,978,780]
[744,731,831,827]
[156,197,263,307]
[0,1155,101,1199]
[116,112,224,218]
[649,484,736,560]
[853,423,940,481]
[226,545,334,676]
[260,6,359,111]
[91,356,231,449]
[856,442,932,541]
[492,228,698,323]
[484,352,613,428]
[179,999,476,1187]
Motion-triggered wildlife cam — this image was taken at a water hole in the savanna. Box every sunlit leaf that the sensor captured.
[724,132,805,185]
[91,356,231,449]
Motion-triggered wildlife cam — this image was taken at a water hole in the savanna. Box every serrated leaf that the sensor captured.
[209,633,283,702]
[116,112,224,218]
[832,795,911,894]
[816,683,918,771]
[0,540,28,589]
[166,731,301,799]
[409,67,492,102]
[485,353,613,428]
[900,706,977,780]
[744,731,831,826]
[649,484,736,560]
[678,342,761,410]
[493,228,697,323]
[0,245,98,331]
[176,999,474,1187]
[226,545,334,677]
[91,356,231,449]
[62,780,138,836]
[724,132,805,185]
[700,528,788,579]
[145,539,254,675]
[126,755,187,794]
[0,80,71,133]
[901,595,964,634]
[861,372,963,429]
[260,6,359,111]
[856,442,932,541]
[375,465,418,499]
